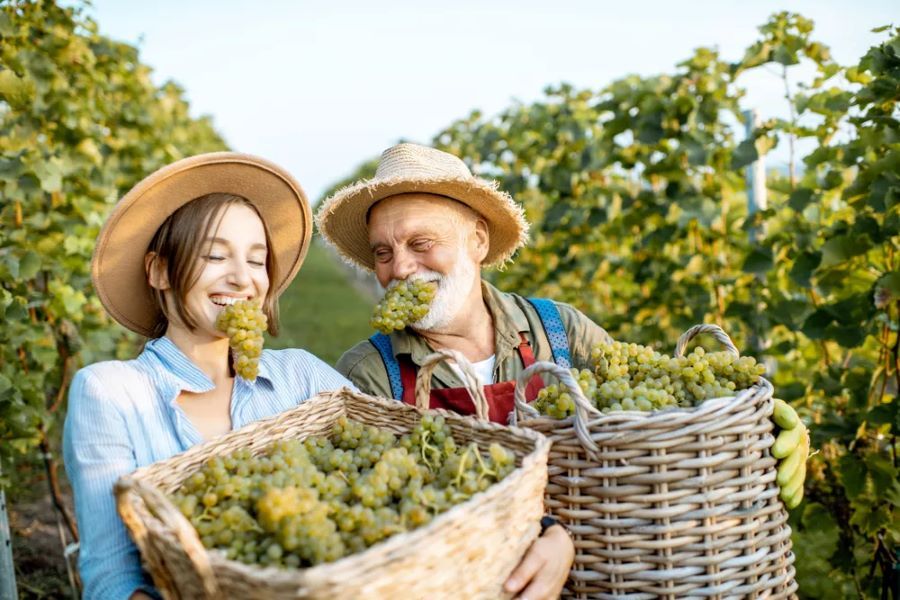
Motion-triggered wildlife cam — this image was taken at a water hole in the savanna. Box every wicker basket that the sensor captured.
[115,350,550,600]
[511,324,798,599]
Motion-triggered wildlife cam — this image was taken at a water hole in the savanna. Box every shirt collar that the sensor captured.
[255,357,271,382]
[141,336,272,396]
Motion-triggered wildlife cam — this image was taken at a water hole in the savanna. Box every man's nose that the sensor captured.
[389,248,417,281]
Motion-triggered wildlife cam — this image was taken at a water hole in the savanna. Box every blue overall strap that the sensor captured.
[369,333,404,400]
[526,298,572,368]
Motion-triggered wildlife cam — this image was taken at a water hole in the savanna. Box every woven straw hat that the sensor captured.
[92,152,312,337]
[315,143,529,271]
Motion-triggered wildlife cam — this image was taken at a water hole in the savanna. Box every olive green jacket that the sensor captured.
[336,281,612,398]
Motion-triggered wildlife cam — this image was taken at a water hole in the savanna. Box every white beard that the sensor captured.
[391,250,477,333]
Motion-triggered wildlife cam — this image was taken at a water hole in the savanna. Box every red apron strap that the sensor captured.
[398,355,418,406]
[515,333,545,402]
[517,333,537,367]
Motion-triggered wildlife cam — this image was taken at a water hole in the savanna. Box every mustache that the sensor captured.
[385,272,442,291]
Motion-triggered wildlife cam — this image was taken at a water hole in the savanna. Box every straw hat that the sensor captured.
[315,143,529,271]
[92,152,312,337]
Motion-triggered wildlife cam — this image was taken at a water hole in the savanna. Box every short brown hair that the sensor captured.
[145,193,280,339]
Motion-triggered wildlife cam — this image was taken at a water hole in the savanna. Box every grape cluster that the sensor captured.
[532,369,597,419]
[370,279,437,334]
[171,415,516,569]
[215,299,267,380]
[531,341,766,418]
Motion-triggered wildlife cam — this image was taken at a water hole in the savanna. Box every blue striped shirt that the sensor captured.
[62,336,354,600]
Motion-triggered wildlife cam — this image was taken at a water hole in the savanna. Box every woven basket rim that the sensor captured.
[130,387,548,482]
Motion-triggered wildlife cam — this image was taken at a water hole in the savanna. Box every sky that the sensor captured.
[85,1,897,203]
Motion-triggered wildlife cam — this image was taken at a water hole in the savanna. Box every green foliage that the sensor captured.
[416,12,898,597]
[4,1,897,595]
[0,1,226,485]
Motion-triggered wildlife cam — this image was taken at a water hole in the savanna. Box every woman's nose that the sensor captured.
[228,259,252,287]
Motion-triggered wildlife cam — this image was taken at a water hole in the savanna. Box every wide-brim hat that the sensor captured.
[92,152,312,337]
[315,143,529,271]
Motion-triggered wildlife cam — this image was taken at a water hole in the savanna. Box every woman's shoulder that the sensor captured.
[260,347,330,373]
[260,348,351,392]
[76,356,145,378]
[70,357,152,406]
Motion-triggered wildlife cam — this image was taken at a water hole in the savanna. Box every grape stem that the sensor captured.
[471,443,495,481]
[419,431,440,470]
[454,446,472,488]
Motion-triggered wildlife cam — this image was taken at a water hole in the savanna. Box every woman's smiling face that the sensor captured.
[158,201,270,342]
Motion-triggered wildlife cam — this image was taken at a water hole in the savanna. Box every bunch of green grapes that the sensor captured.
[171,415,517,570]
[590,341,687,411]
[593,341,766,413]
[527,341,767,419]
[531,368,598,419]
[370,279,437,334]
[591,341,765,413]
[216,299,267,380]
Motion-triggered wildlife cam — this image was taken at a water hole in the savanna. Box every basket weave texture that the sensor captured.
[115,354,550,600]
[512,324,798,599]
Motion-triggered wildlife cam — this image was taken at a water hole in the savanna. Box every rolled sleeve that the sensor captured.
[63,368,152,600]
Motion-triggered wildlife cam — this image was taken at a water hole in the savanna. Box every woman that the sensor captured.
[63,153,352,600]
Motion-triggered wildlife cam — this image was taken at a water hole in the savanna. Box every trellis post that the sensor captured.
[0,469,17,600]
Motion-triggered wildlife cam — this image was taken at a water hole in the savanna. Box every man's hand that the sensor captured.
[504,524,574,600]
[771,398,809,509]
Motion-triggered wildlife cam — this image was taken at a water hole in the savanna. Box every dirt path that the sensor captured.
[10,488,77,599]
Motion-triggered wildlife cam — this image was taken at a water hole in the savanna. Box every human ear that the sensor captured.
[145,251,171,291]
[470,218,490,263]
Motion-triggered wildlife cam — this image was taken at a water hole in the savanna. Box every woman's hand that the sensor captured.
[504,524,574,600]
[130,591,156,600]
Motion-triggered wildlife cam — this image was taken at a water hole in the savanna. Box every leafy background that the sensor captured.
[320,13,900,598]
[1,1,897,597]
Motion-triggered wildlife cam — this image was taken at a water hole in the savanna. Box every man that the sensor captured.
[318,143,608,403]
[316,142,807,600]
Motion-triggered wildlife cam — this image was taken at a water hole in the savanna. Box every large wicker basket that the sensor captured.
[114,351,551,600]
[512,324,798,599]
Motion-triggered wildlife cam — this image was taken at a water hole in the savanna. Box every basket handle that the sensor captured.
[511,361,600,454]
[115,476,220,599]
[416,349,490,421]
[675,324,740,358]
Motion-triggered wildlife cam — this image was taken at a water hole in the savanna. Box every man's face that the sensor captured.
[368,193,488,331]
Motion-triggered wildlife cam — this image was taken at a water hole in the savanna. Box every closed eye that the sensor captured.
[373,248,392,262]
